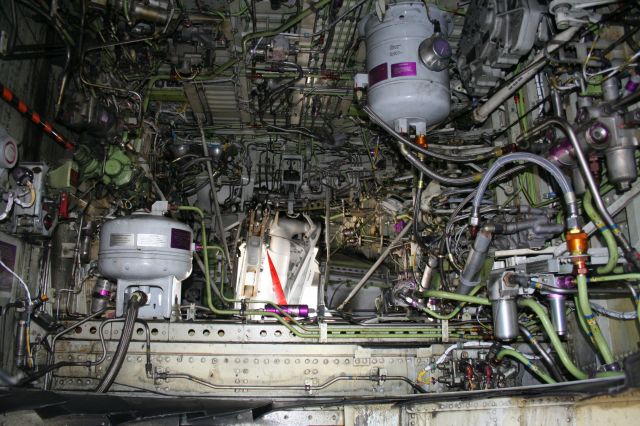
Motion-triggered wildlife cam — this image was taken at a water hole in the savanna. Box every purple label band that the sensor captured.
[170,228,192,250]
[391,62,417,77]
[98,289,111,296]
[368,63,388,86]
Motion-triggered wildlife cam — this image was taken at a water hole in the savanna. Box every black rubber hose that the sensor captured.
[18,361,91,386]
[519,324,564,382]
[96,291,147,393]
[414,173,428,251]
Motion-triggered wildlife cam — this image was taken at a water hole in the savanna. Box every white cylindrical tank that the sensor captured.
[98,213,193,281]
[361,2,451,134]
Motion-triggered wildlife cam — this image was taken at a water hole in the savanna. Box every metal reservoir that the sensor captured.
[98,202,193,319]
[361,2,452,134]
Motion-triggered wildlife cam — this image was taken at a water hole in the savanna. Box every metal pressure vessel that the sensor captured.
[98,213,193,281]
[361,2,452,134]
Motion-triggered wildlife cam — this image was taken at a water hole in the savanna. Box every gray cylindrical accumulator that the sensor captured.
[547,294,567,336]
[606,147,637,192]
[419,255,439,290]
[98,213,193,281]
[492,299,519,341]
[458,230,492,294]
[361,2,451,134]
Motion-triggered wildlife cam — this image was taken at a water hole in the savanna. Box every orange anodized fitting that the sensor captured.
[416,134,427,148]
[566,230,588,256]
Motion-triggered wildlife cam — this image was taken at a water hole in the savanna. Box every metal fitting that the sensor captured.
[565,230,588,256]
[587,122,610,147]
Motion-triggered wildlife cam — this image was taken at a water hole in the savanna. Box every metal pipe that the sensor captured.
[469,152,578,229]
[196,118,232,274]
[365,106,499,163]
[318,187,331,321]
[241,0,332,56]
[337,220,413,311]
[458,230,492,294]
[398,143,483,186]
[96,291,147,393]
[159,371,425,393]
[44,307,111,389]
[525,117,640,270]
[473,26,580,123]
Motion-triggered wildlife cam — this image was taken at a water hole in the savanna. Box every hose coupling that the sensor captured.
[487,342,502,364]
[602,362,621,372]
[129,291,149,308]
[566,228,589,272]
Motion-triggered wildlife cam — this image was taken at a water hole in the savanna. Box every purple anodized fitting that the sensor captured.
[555,275,575,289]
[394,220,406,233]
[625,77,639,94]
[264,304,310,318]
[548,139,574,167]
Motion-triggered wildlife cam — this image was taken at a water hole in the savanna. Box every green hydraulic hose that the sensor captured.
[519,298,588,380]
[123,0,130,22]
[205,244,232,303]
[178,206,318,338]
[205,241,473,336]
[588,273,640,329]
[418,285,486,320]
[574,296,596,346]
[584,190,618,274]
[612,266,626,274]
[588,273,640,283]
[420,285,484,319]
[423,290,491,306]
[241,0,332,55]
[179,206,477,340]
[496,348,557,384]
[576,274,615,365]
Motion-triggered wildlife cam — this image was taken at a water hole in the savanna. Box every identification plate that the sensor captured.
[137,234,167,247]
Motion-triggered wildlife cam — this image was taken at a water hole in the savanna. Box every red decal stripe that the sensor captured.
[2,87,12,102]
[266,252,287,305]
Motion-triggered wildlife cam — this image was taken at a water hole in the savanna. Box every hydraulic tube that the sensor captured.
[519,298,588,380]
[469,152,579,230]
[525,117,640,271]
[96,291,148,393]
[583,189,619,274]
[576,274,616,366]
[495,348,556,384]
[472,26,580,123]
[458,230,492,294]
